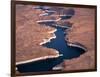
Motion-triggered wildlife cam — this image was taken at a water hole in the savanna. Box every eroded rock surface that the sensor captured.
[16,5,59,63]
[63,8,96,70]
[16,4,96,71]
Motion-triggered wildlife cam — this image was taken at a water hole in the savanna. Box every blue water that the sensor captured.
[43,26,85,59]
[17,25,85,73]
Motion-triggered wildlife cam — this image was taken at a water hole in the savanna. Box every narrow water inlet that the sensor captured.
[16,24,86,73]
[42,25,86,59]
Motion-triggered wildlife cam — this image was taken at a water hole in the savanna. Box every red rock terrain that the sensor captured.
[16,5,59,64]
[63,8,96,70]
[16,4,96,72]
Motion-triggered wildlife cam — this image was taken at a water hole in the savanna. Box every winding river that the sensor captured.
[16,24,85,73]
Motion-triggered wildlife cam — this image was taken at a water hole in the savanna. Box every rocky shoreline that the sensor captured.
[16,28,59,65]
[39,29,57,45]
[16,5,96,72]
[16,27,64,65]
[67,42,87,51]
[16,51,60,65]
[54,8,96,71]
[16,5,60,65]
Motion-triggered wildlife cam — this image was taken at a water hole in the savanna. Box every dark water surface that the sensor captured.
[17,25,85,73]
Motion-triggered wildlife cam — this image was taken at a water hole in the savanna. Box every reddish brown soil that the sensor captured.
[16,4,96,71]
[16,5,59,62]
[63,8,96,70]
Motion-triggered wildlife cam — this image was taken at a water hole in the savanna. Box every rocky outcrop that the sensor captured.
[16,4,96,71]
[16,50,59,65]
[52,8,96,71]
[63,8,96,70]
[16,5,59,64]
[39,29,57,45]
